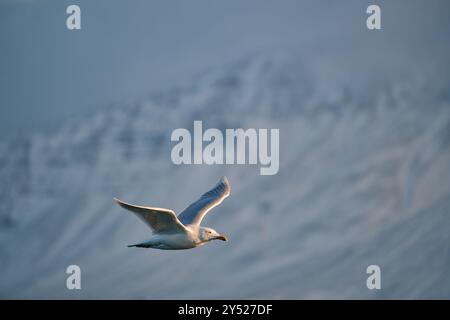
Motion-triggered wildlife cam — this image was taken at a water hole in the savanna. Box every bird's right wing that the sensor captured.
[114,198,186,234]
[177,176,231,226]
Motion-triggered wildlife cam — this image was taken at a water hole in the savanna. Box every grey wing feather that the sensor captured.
[178,176,231,226]
[114,198,186,234]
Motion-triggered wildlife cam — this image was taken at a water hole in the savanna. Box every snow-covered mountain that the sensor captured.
[0,53,449,298]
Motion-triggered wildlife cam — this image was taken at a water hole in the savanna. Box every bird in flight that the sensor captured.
[114,176,230,250]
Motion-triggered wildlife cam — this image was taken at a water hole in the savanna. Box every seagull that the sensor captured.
[114,176,230,250]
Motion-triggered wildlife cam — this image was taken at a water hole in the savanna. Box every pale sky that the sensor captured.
[1,0,449,138]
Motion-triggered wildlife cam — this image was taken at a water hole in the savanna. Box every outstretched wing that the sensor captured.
[114,198,186,234]
[178,176,231,226]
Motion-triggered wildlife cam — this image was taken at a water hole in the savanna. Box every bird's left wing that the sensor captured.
[114,198,186,234]
[177,176,230,226]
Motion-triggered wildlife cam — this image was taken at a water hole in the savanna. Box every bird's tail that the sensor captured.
[127,243,148,248]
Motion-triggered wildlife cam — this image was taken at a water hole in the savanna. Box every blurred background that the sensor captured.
[0,0,449,298]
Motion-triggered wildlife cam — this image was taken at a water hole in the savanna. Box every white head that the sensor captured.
[199,227,228,242]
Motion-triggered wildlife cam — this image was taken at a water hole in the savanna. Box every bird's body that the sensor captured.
[129,231,197,250]
[128,225,210,250]
[115,176,230,250]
